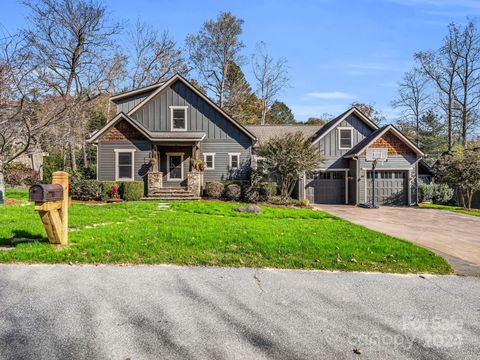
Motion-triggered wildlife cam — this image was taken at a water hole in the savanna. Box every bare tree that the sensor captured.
[252,42,289,125]
[186,11,245,108]
[0,35,66,204]
[127,20,187,89]
[350,102,386,124]
[451,20,480,146]
[415,24,461,150]
[21,0,122,171]
[391,68,430,145]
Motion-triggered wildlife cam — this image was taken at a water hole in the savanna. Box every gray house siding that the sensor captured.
[115,91,154,114]
[128,79,253,183]
[317,113,375,169]
[97,139,152,183]
[201,139,251,182]
[357,155,418,205]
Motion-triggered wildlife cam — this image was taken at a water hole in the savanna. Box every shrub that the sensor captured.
[69,179,102,200]
[419,183,454,205]
[119,181,144,201]
[100,181,117,200]
[260,182,277,197]
[419,183,434,202]
[205,181,225,198]
[268,196,310,207]
[224,184,242,201]
[72,180,102,200]
[4,163,39,186]
[432,183,454,205]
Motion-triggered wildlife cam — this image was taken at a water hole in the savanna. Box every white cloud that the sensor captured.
[305,91,355,100]
[291,104,349,119]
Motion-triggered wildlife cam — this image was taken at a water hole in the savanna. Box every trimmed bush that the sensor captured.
[205,181,225,198]
[100,181,117,200]
[224,184,242,201]
[119,181,144,201]
[70,179,102,200]
[4,163,39,186]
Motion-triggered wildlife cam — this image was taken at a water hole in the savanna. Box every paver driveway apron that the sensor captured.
[314,205,480,276]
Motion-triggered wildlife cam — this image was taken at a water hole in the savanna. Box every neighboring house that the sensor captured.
[89,73,424,205]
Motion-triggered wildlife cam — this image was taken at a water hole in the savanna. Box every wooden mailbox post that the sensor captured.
[29,171,69,245]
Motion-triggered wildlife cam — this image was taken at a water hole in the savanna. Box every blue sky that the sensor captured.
[0,0,477,122]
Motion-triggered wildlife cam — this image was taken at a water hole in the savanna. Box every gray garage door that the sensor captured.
[305,172,345,204]
[366,170,408,205]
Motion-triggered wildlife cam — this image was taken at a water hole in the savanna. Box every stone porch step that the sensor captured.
[145,187,200,200]
[142,196,201,201]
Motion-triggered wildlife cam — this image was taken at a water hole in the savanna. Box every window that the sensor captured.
[170,106,187,131]
[115,149,135,181]
[229,153,240,169]
[203,153,215,170]
[338,128,353,149]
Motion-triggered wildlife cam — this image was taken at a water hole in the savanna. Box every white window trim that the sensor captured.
[228,153,241,169]
[170,106,188,131]
[338,127,353,150]
[114,149,135,181]
[166,152,184,181]
[203,153,216,170]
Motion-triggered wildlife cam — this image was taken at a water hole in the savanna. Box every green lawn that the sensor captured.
[0,188,451,274]
[419,203,480,217]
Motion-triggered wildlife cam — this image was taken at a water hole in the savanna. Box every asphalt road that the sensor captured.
[0,265,479,360]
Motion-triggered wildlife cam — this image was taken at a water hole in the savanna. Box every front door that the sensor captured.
[167,154,184,181]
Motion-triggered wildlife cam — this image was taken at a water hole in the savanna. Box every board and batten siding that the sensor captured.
[127,79,253,182]
[317,113,375,169]
[357,155,418,205]
[115,91,154,114]
[97,140,151,182]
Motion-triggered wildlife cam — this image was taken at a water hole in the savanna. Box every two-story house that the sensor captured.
[89,74,424,205]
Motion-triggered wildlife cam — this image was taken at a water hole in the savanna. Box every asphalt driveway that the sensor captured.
[0,264,479,360]
[314,205,480,276]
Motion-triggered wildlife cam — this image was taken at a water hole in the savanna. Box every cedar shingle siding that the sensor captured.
[361,130,415,156]
[102,120,147,141]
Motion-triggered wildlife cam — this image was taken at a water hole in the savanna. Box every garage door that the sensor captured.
[305,172,345,204]
[366,170,408,205]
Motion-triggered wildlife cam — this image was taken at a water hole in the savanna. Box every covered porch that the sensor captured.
[146,140,203,199]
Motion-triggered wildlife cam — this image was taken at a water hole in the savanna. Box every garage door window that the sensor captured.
[367,171,406,179]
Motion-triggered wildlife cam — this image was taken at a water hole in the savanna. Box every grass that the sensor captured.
[0,188,451,274]
[419,203,480,217]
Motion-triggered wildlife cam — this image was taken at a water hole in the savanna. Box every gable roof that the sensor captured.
[246,125,323,145]
[343,124,424,158]
[109,82,166,102]
[311,107,379,145]
[87,112,206,143]
[124,74,257,141]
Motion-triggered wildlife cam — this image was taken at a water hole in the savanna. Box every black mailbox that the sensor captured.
[29,184,64,203]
